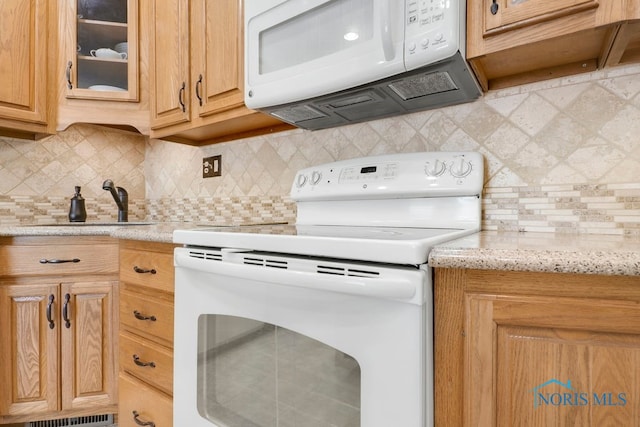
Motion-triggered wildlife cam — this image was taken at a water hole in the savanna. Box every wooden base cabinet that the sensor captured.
[0,237,119,424]
[118,240,176,427]
[435,269,640,427]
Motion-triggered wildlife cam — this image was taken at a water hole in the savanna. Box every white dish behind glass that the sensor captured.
[88,85,127,91]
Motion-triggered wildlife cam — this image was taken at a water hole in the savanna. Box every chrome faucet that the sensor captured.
[102,179,128,222]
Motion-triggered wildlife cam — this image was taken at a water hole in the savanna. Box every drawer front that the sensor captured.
[0,242,118,276]
[120,332,173,395]
[120,289,174,343]
[120,248,174,293]
[119,373,172,427]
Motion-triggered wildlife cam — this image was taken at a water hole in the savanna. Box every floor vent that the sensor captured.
[25,414,114,427]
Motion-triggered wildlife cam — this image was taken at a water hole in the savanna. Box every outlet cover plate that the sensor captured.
[203,155,221,178]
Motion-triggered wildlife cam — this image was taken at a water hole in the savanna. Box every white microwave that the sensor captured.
[244,0,481,130]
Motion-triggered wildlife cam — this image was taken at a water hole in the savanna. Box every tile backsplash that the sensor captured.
[0,125,146,224]
[145,63,640,234]
[1,63,639,233]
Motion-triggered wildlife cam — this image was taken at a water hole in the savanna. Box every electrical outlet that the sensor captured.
[203,155,221,178]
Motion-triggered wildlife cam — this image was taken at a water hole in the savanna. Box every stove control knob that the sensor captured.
[424,159,446,177]
[296,174,307,188]
[310,170,322,185]
[450,158,472,178]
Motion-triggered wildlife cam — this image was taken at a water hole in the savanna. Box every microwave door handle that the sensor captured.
[175,251,419,302]
[381,0,394,61]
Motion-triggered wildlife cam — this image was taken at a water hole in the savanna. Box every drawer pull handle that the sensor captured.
[132,410,155,427]
[178,81,186,113]
[133,354,156,368]
[46,294,55,329]
[195,74,203,106]
[40,258,81,264]
[133,310,157,322]
[490,0,499,15]
[63,293,71,328]
[134,266,157,274]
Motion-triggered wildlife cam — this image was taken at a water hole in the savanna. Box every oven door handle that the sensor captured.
[175,252,420,302]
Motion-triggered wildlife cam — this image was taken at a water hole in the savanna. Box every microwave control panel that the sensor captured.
[404,0,462,70]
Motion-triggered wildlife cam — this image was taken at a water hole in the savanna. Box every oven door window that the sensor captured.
[197,314,361,426]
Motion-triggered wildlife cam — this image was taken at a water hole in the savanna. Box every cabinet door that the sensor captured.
[0,284,59,417]
[62,0,139,101]
[466,294,640,426]
[191,0,245,118]
[149,0,191,129]
[483,0,599,36]
[0,0,48,125]
[60,281,117,410]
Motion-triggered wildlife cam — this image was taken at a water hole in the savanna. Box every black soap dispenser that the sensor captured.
[68,186,87,222]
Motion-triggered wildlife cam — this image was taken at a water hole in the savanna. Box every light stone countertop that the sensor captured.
[0,222,198,243]
[429,231,640,276]
[4,225,640,276]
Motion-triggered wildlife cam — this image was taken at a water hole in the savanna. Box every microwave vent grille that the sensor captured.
[389,71,458,100]
[271,104,327,123]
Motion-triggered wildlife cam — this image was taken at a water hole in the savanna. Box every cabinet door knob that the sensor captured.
[132,410,155,427]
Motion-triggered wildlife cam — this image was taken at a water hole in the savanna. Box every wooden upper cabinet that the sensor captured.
[466,0,628,91]
[191,0,245,118]
[62,0,139,102]
[56,0,151,135]
[0,0,55,139]
[605,3,640,67]
[149,0,292,146]
[482,0,599,36]
[149,0,191,130]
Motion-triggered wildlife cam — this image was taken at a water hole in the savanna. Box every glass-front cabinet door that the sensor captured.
[64,0,138,101]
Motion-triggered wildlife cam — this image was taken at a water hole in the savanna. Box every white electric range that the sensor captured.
[172,151,483,427]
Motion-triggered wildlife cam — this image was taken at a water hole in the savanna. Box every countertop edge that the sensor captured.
[429,231,640,277]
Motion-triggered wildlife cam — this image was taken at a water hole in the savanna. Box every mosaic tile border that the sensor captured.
[0,196,148,226]
[483,183,640,235]
[2,185,638,236]
[146,196,296,225]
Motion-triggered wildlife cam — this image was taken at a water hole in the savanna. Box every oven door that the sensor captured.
[174,247,432,427]
[244,0,405,109]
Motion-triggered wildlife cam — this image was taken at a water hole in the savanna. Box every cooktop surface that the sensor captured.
[173,223,475,265]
